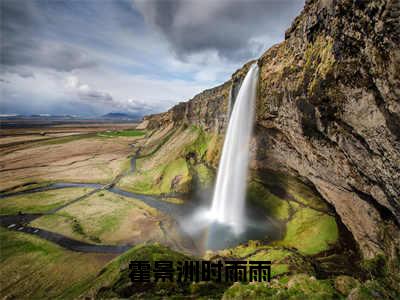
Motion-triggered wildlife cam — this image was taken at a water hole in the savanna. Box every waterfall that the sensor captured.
[210,63,259,234]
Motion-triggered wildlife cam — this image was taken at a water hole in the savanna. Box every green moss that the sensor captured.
[160,158,191,193]
[205,133,222,166]
[247,181,290,221]
[80,244,193,298]
[228,240,267,258]
[252,171,328,212]
[248,249,292,262]
[271,264,290,277]
[193,163,214,188]
[303,35,335,94]
[361,254,387,278]
[285,274,338,299]
[222,282,278,299]
[277,208,338,255]
[222,274,338,300]
[184,126,211,160]
[349,280,399,300]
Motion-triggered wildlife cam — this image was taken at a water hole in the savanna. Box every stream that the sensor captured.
[0,157,282,254]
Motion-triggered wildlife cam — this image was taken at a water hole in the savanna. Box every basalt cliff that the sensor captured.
[140,0,400,262]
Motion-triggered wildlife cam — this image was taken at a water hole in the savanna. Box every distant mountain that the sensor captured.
[101,112,142,121]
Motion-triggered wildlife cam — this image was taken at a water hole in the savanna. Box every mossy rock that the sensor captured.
[334,275,360,296]
[193,163,215,188]
[247,180,290,221]
[251,170,329,212]
[86,244,192,298]
[184,125,211,161]
[347,280,398,300]
[222,274,339,300]
[214,243,315,280]
[276,207,338,255]
[160,158,192,193]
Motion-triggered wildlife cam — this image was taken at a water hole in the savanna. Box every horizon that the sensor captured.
[1,0,304,117]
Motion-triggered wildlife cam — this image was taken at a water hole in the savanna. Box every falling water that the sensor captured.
[210,63,259,234]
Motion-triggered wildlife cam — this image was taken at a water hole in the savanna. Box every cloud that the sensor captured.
[0,78,11,84]
[63,75,168,115]
[1,0,305,117]
[133,0,304,61]
[1,0,96,73]
[65,76,113,103]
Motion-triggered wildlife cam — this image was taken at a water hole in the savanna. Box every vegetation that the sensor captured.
[118,125,215,195]
[30,191,161,245]
[193,163,215,188]
[118,158,192,195]
[247,181,290,221]
[276,207,338,255]
[97,129,145,138]
[0,188,92,215]
[222,274,339,300]
[78,244,230,299]
[0,227,110,299]
[184,125,211,160]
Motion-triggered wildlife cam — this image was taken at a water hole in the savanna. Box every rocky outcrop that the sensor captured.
[140,0,400,259]
[142,81,231,133]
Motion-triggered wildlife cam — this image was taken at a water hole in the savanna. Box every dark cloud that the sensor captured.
[0,78,11,84]
[133,0,304,61]
[1,0,96,73]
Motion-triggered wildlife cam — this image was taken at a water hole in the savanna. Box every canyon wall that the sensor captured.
[140,0,400,259]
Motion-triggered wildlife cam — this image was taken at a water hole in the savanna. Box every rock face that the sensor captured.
[140,0,400,259]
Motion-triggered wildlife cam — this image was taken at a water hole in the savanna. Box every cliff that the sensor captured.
[139,0,400,260]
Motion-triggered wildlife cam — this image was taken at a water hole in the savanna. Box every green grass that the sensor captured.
[118,163,165,194]
[160,158,191,193]
[184,126,211,159]
[77,243,193,298]
[31,191,159,245]
[0,227,110,299]
[98,129,145,138]
[119,157,192,195]
[0,188,92,215]
[0,181,52,195]
[277,208,338,255]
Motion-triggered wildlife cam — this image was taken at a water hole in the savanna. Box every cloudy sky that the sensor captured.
[1,0,304,117]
